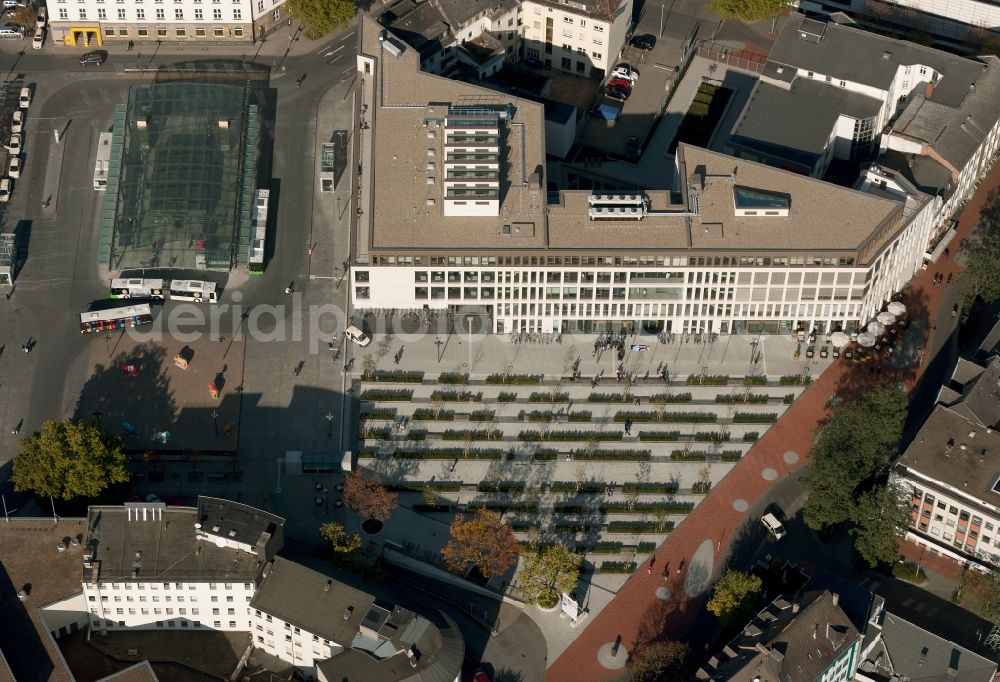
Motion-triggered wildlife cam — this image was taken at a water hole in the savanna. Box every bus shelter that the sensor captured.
[0,233,16,287]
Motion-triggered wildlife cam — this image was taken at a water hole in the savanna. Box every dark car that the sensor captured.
[605,85,631,101]
[79,49,108,65]
[630,33,656,50]
[625,136,641,161]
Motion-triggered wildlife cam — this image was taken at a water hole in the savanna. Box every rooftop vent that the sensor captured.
[343,606,354,621]
[212,525,221,533]
[882,51,891,60]
[324,580,333,593]
[228,530,237,538]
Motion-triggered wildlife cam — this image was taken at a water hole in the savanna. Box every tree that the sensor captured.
[850,483,911,568]
[12,420,129,501]
[441,509,520,578]
[627,640,688,682]
[958,217,1000,314]
[706,570,762,627]
[319,521,362,554]
[285,0,355,40]
[802,383,907,531]
[343,470,397,522]
[710,0,783,22]
[518,544,580,605]
[7,6,36,29]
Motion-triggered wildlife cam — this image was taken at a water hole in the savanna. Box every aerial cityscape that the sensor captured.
[1,0,1000,680]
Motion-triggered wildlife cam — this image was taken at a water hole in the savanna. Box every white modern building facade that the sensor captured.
[45,0,287,46]
[353,16,941,336]
[800,0,1000,45]
[519,0,631,77]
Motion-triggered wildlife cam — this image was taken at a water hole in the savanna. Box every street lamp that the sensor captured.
[211,409,218,436]
[93,410,103,430]
[325,412,334,439]
[466,315,474,372]
[435,337,444,363]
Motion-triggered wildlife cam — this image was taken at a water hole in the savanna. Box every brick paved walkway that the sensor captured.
[545,162,1000,681]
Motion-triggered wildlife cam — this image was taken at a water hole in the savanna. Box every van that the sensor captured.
[1,1,26,8]
[0,25,22,39]
[761,513,786,541]
[345,325,371,347]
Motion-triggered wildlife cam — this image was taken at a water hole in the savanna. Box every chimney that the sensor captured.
[831,593,840,607]
[792,603,800,614]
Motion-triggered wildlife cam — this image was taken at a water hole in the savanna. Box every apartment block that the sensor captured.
[894,356,1000,570]
[800,0,1000,46]
[45,0,288,46]
[519,0,630,78]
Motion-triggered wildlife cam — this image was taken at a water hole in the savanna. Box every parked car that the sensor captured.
[629,33,656,50]
[345,324,371,347]
[31,28,42,49]
[11,109,23,133]
[0,24,23,39]
[625,136,641,161]
[607,77,632,90]
[471,670,490,682]
[7,155,20,179]
[18,86,29,109]
[761,512,786,540]
[605,85,631,101]
[6,133,21,154]
[35,5,45,28]
[1,0,26,9]
[79,49,108,66]
[611,63,638,82]
[0,178,11,203]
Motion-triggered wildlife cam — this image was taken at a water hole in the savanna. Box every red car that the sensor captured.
[472,670,490,682]
[607,77,631,90]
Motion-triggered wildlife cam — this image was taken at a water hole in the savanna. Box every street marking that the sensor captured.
[341,67,354,77]
[326,45,345,57]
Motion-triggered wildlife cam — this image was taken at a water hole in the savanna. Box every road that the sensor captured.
[0,31,359,518]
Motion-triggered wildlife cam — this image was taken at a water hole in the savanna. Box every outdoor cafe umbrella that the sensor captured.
[867,320,886,337]
[887,301,906,317]
[829,331,850,347]
[857,332,877,347]
[876,311,896,326]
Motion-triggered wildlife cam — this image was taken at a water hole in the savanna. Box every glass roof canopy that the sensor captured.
[107,81,258,272]
[733,185,790,210]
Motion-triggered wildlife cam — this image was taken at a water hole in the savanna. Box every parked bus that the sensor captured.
[110,277,166,299]
[109,278,217,303]
[80,303,153,334]
[168,279,218,303]
[94,132,112,190]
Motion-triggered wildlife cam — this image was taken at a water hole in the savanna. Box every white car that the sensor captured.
[7,156,20,178]
[18,86,29,109]
[6,133,20,154]
[0,178,11,203]
[31,28,42,49]
[611,64,639,82]
[11,109,22,133]
[345,324,371,347]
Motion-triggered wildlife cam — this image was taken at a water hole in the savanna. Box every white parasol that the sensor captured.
[887,301,906,317]
[867,321,886,336]
[829,331,850,347]
[876,311,896,326]
[857,332,877,347]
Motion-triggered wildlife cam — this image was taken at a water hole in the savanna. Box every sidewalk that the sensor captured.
[543,161,1000,680]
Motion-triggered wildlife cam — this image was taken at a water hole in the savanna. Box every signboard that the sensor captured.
[560,592,580,621]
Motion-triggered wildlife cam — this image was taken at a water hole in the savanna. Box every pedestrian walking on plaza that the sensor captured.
[646,563,653,575]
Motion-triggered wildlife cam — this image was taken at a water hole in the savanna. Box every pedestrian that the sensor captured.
[296,78,302,89]
[635,397,641,405]
[646,563,653,575]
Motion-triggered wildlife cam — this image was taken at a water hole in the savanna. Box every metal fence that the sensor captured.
[695,41,768,75]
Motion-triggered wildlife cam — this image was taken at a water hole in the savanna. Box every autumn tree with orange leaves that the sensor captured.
[343,470,398,522]
[442,509,520,578]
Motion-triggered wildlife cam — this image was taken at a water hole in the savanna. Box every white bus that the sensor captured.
[80,303,153,334]
[110,277,166,299]
[168,279,218,303]
[94,132,112,190]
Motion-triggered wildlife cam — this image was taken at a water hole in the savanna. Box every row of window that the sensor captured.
[478,301,860,320]
[90,24,245,37]
[91,594,249,605]
[390,285,863,303]
[369,254,857,268]
[57,7,244,19]
[397,269,860,286]
[99,581,251,591]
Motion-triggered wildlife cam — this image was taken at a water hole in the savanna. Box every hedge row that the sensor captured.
[518,430,623,442]
[589,542,624,554]
[600,502,693,514]
[386,480,462,493]
[636,541,657,552]
[607,521,675,533]
[476,481,526,493]
[720,452,742,462]
[779,374,812,386]
[470,410,496,422]
[638,431,682,442]
[363,370,424,383]
[360,428,391,440]
[485,373,543,384]
[363,408,397,420]
[412,504,452,512]
[430,390,483,402]
[732,412,778,424]
[587,393,633,403]
[742,375,768,386]
[497,392,518,403]
[568,411,592,423]
[599,561,637,574]
[694,431,731,443]
[686,374,730,386]
[554,523,594,533]
[466,502,538,513]
[437,372,469,385]
[413,408,454,421]
[529,391,569,403]
[648,392,693,404]
[743,432,760,442]
[530,449,559,461]
[573,449,650,461]
[550,482,607,493]
[670,451,707,461]
[716,393,768,404]
[522,410,556,422]
[621,482,679,494]
[360,389,413,402]
[691,481,712,494]
[442,429,501,441]
[617,411,716,424]
[390,448,505,460]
